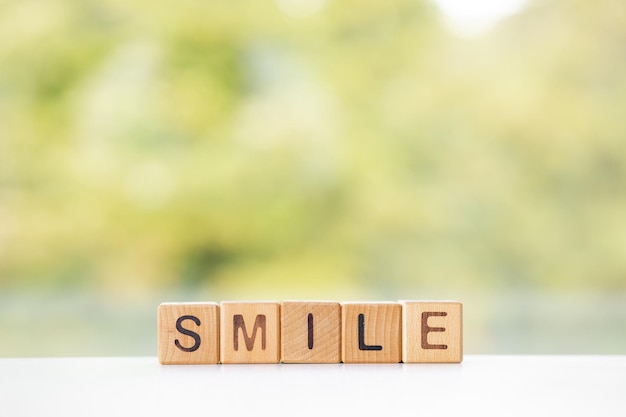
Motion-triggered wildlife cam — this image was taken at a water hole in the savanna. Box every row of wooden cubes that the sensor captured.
[158,301,462,364]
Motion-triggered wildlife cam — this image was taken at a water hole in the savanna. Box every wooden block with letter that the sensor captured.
[281,301,341,363]
[157,302,220,364]
[220,302,281,364]
[401,301,463,363]
[341,302,401,363]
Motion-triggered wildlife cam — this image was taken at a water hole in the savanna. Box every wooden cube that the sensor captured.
[341,302,401,363]
[220,302,280,364]
[401,301,463,363]
[281,301,341,363]
[157,302,220,364]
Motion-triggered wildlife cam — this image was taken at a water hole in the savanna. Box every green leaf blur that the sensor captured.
[1,0,625,355]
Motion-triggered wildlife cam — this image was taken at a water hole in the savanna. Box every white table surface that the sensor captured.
[1,355,624,416]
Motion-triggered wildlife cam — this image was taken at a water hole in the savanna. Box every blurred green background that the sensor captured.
[1,0,625,356]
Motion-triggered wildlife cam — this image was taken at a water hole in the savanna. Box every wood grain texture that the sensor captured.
[157,302,220,364]
[401,301,463,363]
[220,302,280,364]
[341,302,401,363]
[281,301,341,363]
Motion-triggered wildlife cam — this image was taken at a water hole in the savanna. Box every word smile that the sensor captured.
[158,301,462,364]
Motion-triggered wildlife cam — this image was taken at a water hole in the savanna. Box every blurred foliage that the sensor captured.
[1,0,626,301]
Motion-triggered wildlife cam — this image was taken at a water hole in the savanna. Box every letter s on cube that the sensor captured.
[157,302,220,364]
